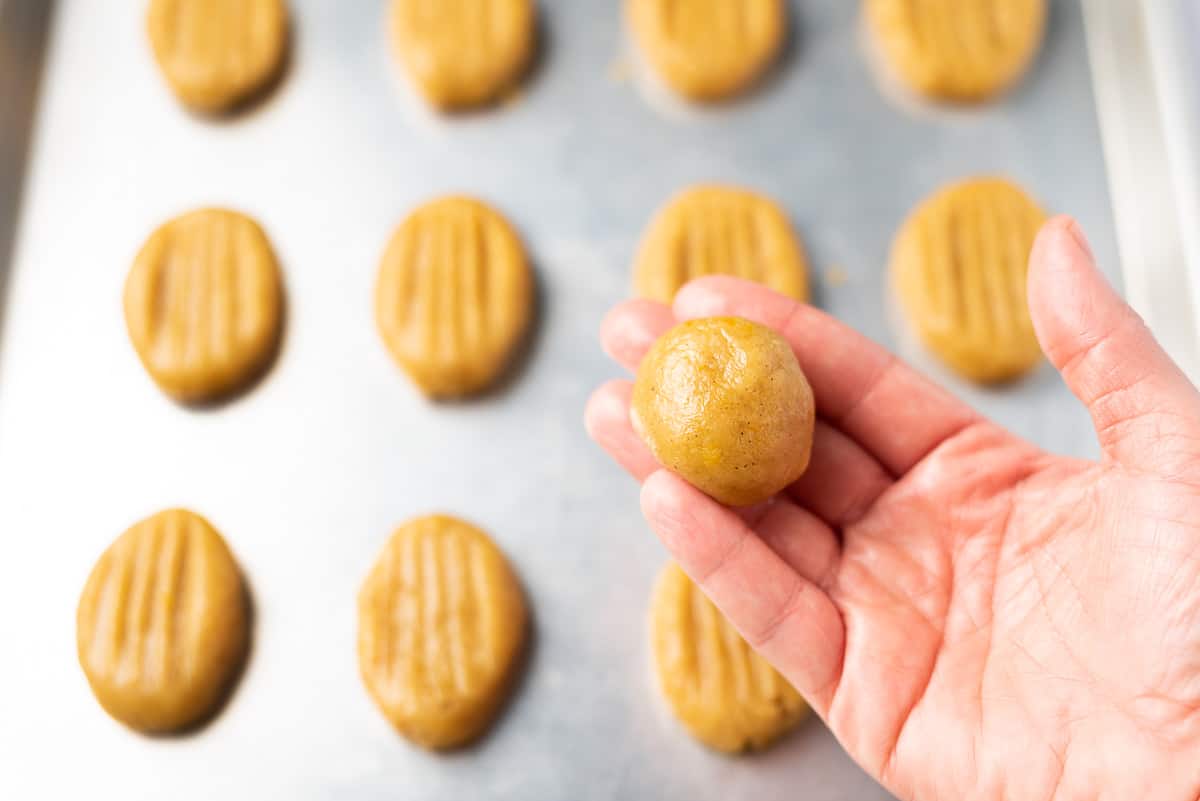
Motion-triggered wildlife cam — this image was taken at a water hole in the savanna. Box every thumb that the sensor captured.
[1029,216,1200,478]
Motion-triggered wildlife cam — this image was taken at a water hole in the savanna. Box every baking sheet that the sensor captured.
[0,1,1117,799]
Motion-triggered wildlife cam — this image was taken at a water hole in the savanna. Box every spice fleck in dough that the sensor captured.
[358,515,528,750]
[147,0,289,113]
[76,509,249,734]
[627,0,786,102]
[124,208,284,404]
[634,185,809,303]
[892,177,1047,383]
[651,562,808,753]
[390,0,536,110]
[866,0,1046,102]
[375,196,533,399]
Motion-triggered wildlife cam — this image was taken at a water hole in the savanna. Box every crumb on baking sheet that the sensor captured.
[824,265,850,287]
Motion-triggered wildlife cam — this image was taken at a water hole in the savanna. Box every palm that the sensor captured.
[586,221,1200,799]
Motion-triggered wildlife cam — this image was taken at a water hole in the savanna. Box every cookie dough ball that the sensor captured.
[866,0,1046,102]
[892,177,1047,383]
[358,515,528,749]
[634,185,809,303]
[147,0,289,113]
[76,509,249,733]
[632,317,814,507]
[651,562,808,752]
[627,0,786,102]
[375,196,534,399]
[389,0,536,110]
[124,208,284,404]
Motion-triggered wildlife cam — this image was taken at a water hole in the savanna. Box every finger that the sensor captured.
[788,421,894,528]
[754,498,841,591]
[584,380,659,481]
[600,299,675,372]
[674,277,980,476]
[1028,217,1200,479]
[642,470,846,715]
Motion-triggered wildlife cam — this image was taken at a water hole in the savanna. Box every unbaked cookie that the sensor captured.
[634,185,809,303]
[389,0,536,110]
[147,0,289,113]
[866,0,1046,102]
[76,509,249,733]
[125,208,284,404]
[358,514,528,750]
[891,177,1047,383]
[627,0,786,102]
[650,562,807,753]
[375,196,533,398]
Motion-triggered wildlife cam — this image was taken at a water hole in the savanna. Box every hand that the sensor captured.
[585,217,1200,800]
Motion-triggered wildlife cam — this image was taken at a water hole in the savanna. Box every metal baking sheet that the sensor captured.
[0,1,1118,799]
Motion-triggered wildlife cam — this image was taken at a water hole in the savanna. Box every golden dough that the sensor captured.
[124,208,284,404]
[633,185,809,303]
[627,0,786,101]
[389,0,536,110]
[651,562,807,753]
[357,515,528,750]
[892,177,1047,383]
[147,0,289,113]
[76,509,249,734]
[632,317,814,507]
[866,0,1046,102]
[375,196,533,399]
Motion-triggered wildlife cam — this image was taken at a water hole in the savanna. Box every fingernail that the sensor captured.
[1061,217,1095,263]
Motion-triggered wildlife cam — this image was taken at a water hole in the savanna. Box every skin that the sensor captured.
[585,217,1200,799]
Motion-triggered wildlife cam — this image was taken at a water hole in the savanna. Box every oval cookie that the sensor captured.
[124,208,284,404]
[891,177,1047,383]
[634,186,809,303]
[76,509,249,734]
[650,562,807,753]
[358,515,528,750]
[627,0,786,101]
[375,196,533,398]
[866,0,1046,102]
[147,0,289,113]
[390,0,536,110]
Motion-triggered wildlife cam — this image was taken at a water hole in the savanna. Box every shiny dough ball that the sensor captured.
[632,317,814,507]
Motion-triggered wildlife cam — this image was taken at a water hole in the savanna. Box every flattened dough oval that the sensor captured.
[124,208,284,403]
[76,508,249,733]
[357,514,528,749]
[891,176,1047,383]
[634,185,808,303]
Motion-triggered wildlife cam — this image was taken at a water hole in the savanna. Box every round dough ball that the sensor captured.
[124,208,284,404]
[375,196,533,399]
[891,177,1047,383]
[627,0,786,102]
[76,509,249,734]
[866,0,1046,102]
[651,561,808,752]
[632,317,814,507]
[389,0,536,110]
[633,185,809,304]
[147,0,289,113]
[358,515,528,750]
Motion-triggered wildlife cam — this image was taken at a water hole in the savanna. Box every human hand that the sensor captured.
[585,217,1200,800]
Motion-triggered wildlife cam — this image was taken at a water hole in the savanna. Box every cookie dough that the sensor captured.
[633,185,809,303]
[627,0,786,102]
[891,177,1047,383]
[375,196,533,398]
[866,0,1046,102]
[147,0,289,113]
[76,509,249,734]
[124,208,284,404]
[632,317,814,507]
[358,514,528,750]
[389,0,536,110]
[651,562,807,752]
